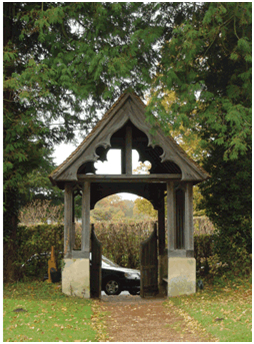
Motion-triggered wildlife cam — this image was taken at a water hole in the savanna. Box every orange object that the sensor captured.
[47,246,57,283]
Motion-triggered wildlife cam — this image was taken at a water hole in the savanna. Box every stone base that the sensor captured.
[62,258,90,298]
[168,257,196,297]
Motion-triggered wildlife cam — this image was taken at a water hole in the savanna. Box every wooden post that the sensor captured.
[184,182,194,254]
[72,192,75,250]
[175,188,185,249]
[158,194,166,294]
[64,183,73,258]
[158,197,165,256]
[125,124,132,175]
[167,181,175,253]
[81,181,91,254]
[121,148,126,174]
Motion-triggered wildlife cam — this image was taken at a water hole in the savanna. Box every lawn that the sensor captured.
[167,275,252,342]
[3,281,97,342]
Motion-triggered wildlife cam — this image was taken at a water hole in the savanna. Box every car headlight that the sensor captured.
[124,272,140,279]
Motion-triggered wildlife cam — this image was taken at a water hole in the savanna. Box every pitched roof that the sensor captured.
[49,91,210,185]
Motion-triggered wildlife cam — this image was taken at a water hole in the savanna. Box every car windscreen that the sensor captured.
[102,256,119,268]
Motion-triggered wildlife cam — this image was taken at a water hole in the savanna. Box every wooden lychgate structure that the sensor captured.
[49,91,210,298]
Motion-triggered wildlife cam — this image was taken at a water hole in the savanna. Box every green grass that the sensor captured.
[3,281,97,342]
[168,274,252,342]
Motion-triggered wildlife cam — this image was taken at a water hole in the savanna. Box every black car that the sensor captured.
[101,256,140,295]
[21,253,140,296]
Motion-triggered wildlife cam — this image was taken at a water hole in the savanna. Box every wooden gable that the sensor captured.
[49,92,209,187]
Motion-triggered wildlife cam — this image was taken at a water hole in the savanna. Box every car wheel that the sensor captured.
[104,279,121,295]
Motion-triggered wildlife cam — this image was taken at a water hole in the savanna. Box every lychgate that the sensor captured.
[49,91,210,298]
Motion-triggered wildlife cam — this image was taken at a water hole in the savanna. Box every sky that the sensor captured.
[53,142,140,201]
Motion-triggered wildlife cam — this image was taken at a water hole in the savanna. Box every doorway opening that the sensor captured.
[91,193,159,297]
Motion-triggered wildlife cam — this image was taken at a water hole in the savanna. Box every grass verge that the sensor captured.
[3,281,97,342]
[166,274,252,342]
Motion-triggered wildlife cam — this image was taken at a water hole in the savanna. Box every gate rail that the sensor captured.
[90,224,102,298]
[140,223,158,297]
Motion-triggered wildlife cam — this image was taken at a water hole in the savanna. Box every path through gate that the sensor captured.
[90,224,102,298]
[140,223,158,297]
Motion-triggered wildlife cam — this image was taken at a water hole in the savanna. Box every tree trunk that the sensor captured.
[3,189,19,283]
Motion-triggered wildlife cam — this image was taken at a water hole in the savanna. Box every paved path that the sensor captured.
[95,294,217,342]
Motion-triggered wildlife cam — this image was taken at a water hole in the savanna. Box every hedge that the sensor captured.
[16,221,215,280]
[16,224,64,280]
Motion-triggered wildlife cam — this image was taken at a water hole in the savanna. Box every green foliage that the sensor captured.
[151,2,251,160]
[4,2,163,279]
[194,231,251,279]
[199,143,252,269]
[149,2,252,270]
[3,2,184,210]
[15,224,64,281]
[193,187,205,216]
[194,234,215,277]
[20,161,64,205]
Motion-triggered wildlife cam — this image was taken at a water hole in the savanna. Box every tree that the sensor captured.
[3,2,167,281]
[20,151,64,206]
[148,2,252,265]
[158,90,207,216]
[3,2,87,281]
[199,140,252,267]
[149,2,251,161]
[4,2,251,280]
[133,198,157,220]
[90,195,135,222]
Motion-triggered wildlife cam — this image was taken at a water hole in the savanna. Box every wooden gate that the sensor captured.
[90,224,102,298]
[140,223,158,297]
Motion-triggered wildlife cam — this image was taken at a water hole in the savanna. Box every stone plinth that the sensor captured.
[168,257,196,297]
[62,258,90,298]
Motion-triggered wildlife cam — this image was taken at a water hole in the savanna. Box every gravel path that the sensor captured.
[96,294,216,342]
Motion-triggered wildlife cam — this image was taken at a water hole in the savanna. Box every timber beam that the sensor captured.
[77,174,181,183]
